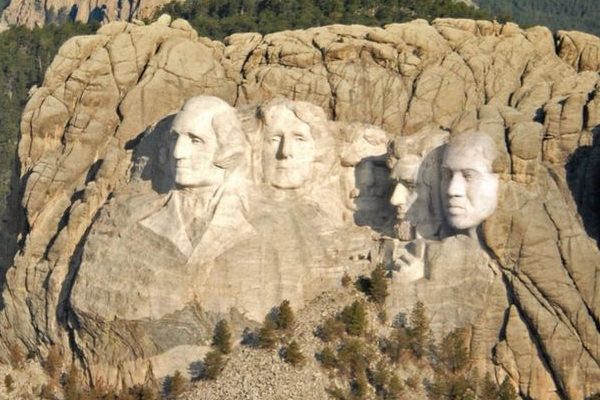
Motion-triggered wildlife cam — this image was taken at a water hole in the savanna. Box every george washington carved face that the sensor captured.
[168,96,245,189]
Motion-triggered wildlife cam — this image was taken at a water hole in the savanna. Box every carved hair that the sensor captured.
[179,96,247,170]
[446,130,502,173]
[257,97,336,166]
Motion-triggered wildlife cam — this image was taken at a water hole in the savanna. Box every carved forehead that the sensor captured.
[258,98,330,142]
[444,131,498,170]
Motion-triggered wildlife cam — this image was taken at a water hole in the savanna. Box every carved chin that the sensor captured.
[395,220,414,241]
[267,169,311,189]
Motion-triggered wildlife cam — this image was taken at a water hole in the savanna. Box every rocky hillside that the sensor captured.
[0,0,170,28]
[0,15,599,399]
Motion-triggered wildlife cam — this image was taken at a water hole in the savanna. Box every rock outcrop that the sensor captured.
[0,0,169,28]
[0,16,599,399]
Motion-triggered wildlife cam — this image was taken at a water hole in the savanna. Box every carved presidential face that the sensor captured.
[262,105,316,189]
[441,142,499,231]
[169,109,225,188]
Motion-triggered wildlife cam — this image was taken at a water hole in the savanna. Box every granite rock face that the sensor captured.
[0,0,169,28]
[0,17,599,398]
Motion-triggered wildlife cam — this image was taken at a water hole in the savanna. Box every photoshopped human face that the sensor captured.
[169,109,225,188]
[262,106,316,189]
[440,145,499,231]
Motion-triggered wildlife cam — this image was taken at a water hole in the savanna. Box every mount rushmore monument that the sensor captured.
[0,15,599,399]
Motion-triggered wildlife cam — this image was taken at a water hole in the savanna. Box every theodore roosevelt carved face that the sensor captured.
[168,96,245,188]
[259,99,329,190]
[440,132,499,232]
[387,130,449,241]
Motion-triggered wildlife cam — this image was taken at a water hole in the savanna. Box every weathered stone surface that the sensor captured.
[0,0,169,28]
[0,17,599,398]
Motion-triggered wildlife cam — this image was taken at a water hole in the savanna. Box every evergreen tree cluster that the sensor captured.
[154,0,491,40]
[478,0,600,37]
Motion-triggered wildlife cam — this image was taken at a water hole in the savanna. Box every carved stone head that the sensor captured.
[440,131,499,232]
[168,96,245,188]
[258,98,331,190]
[387,130,449,240]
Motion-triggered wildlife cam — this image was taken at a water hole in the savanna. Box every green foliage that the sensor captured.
[283,340,305,366]
[436,328,469,374]
[212,319,233,354]
[478,0,600,36]
[203,350,227,380]
[319,346,337,369]
[336,338,372,377]
[164,370,187,399]
[258,316,278,349]
[387,374,404,399]
[408,301,430,358]
[319,317,346,342]
[0,22,97,216]
[275,299,295,331]
[4,374,14,392]
[368,264,389,305]
[428,374,476,400]
[340,300,368,337]
[384,325,410,363]
[154,0,491,40]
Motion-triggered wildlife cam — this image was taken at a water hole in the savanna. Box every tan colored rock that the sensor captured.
[0,0,169,28]
[0,17,599,399]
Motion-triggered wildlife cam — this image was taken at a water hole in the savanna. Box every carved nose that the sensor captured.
[276,136,292,159]
[390,184,408,206]
[447,172,465,197]
[173,135,191,160]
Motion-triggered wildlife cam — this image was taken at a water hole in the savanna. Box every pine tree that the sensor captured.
[437,328,469,374]
[165,370,187,398]
[203,350,227,380]
[408,301,430,358]
[387,374,404,399]
[276,299,295,331]
[480,373,499,400]
[368,263,389,305]
[258,316,278,349]
[340,300,368,337]
[283,340,305,366]
[212,319,233,354]
[319,346,337,369]
[319,317,345,342]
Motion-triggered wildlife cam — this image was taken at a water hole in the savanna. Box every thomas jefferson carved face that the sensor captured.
[169,105,224,188]
[261,104,317,189]
[441,133,499,231]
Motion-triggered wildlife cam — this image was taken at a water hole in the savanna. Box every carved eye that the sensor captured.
[294,133,307,141]
[190,135,205,144]
[271,135,282,143]
[462,170,478,181]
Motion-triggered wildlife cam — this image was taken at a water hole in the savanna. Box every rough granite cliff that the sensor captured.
[0,15,599,399]
[0,0,169,28]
